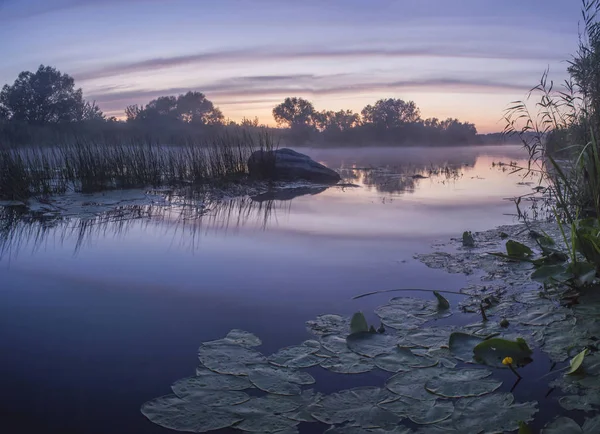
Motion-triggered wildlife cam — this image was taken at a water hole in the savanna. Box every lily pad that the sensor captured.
[405,328,454,349]
[506,240,533,258]
[448,332,484,362]
[374,347,438,373]
[247,364,315,396]
[347,332,400,358]
[511,305,567,326]
[311,387,400,429]
[307,314,349,336]
[432,393,538,433]
[473,337,533,368]
[379,396,454,425]
[542,415,600,434]
[385,367,442,401]
[268,341,322,368]
[141,394,243,433]
[320,334,349,354]
[559,391,600,412]
[172,378,252,403]
[375,304,426,330]
[188,369,254,391]
[424,368,501,398]
[320,349,376,374]
[223,329,262,348]
[198,342,267,375]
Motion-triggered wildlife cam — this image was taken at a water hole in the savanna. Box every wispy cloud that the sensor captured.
[74,45,562,82]
[88,76,531,108]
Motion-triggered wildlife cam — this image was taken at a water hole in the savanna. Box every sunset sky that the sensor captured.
[0,0,581,132]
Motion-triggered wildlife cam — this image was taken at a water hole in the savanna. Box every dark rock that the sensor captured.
[248,148,340,184]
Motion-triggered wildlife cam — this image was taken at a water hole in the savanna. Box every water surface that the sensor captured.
[0,145,545,433]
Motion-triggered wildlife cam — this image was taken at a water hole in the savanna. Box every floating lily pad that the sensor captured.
[374,347,437,373]
[542,415,600,434]
[347,332,399,358]
[324,426,414,434]
[223,329,262,347]
[385,367,442,401]
[424,348,457,369]
[198,342,267,375]
[473,337,533,368]
[506,240,533,258]
[511,305,567,326]
[379,396,454,425]
[375,304,426,331]
[432,393,538,433]
[307,314,349,336]
[320,334,349,354]
[311,387,400,429]
[424,368,501,398]
[268,341,322,368]
[247,364,314,396]
[448,332,484,362]
[320,349,376,374]
[559,391,600,412]
[171,378,251,404]
[405,328,454,349]
[141,394,243,433]
[186,369,253,391]
[282,390,323,423]
[235,415,299,433]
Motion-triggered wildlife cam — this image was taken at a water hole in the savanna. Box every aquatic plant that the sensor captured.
[0,130,276,200]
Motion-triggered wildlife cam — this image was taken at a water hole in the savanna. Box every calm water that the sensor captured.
[0,145,551,433]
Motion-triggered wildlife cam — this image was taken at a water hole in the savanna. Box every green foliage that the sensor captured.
[462,231,475,247]
[349,312,369,335]
[566,348,590,375]
[506,240,533,258]
[473,338,533,368]
[433,291,450,310]
[0,65,103,124]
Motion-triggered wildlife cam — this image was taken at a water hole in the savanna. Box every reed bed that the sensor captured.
[0,132,275,200]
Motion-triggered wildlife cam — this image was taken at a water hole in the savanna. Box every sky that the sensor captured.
[0,0,583,132]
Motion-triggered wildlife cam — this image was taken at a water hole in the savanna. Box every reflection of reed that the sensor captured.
[0,194,293,259]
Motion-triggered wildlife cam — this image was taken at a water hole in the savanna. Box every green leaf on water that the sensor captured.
[268,341,322,368]
[433,291,450,310]
[566,348,590,375]
[519,421,533,434]
[198,341,267,376]
[506,240,533,258]
[473,337,533,368]
[350,312,369,335]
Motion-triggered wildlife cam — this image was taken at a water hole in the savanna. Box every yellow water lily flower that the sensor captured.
[502,357,514,365]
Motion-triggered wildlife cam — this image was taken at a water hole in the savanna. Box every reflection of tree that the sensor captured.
[337,162,465,194]
[0,187,327,259]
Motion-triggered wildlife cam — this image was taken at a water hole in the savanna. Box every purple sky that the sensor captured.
[0,0,581,132]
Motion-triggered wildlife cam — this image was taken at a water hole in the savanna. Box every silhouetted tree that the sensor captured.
[176,91,223,124]
[240,116,260,127]
[314,109,360,132]
[272,97,315,127]
[361,98,421,128]
[126,92,223,125]
[0,65,103,124]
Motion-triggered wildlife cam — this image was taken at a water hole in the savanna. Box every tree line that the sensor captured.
[0,65,479,146]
